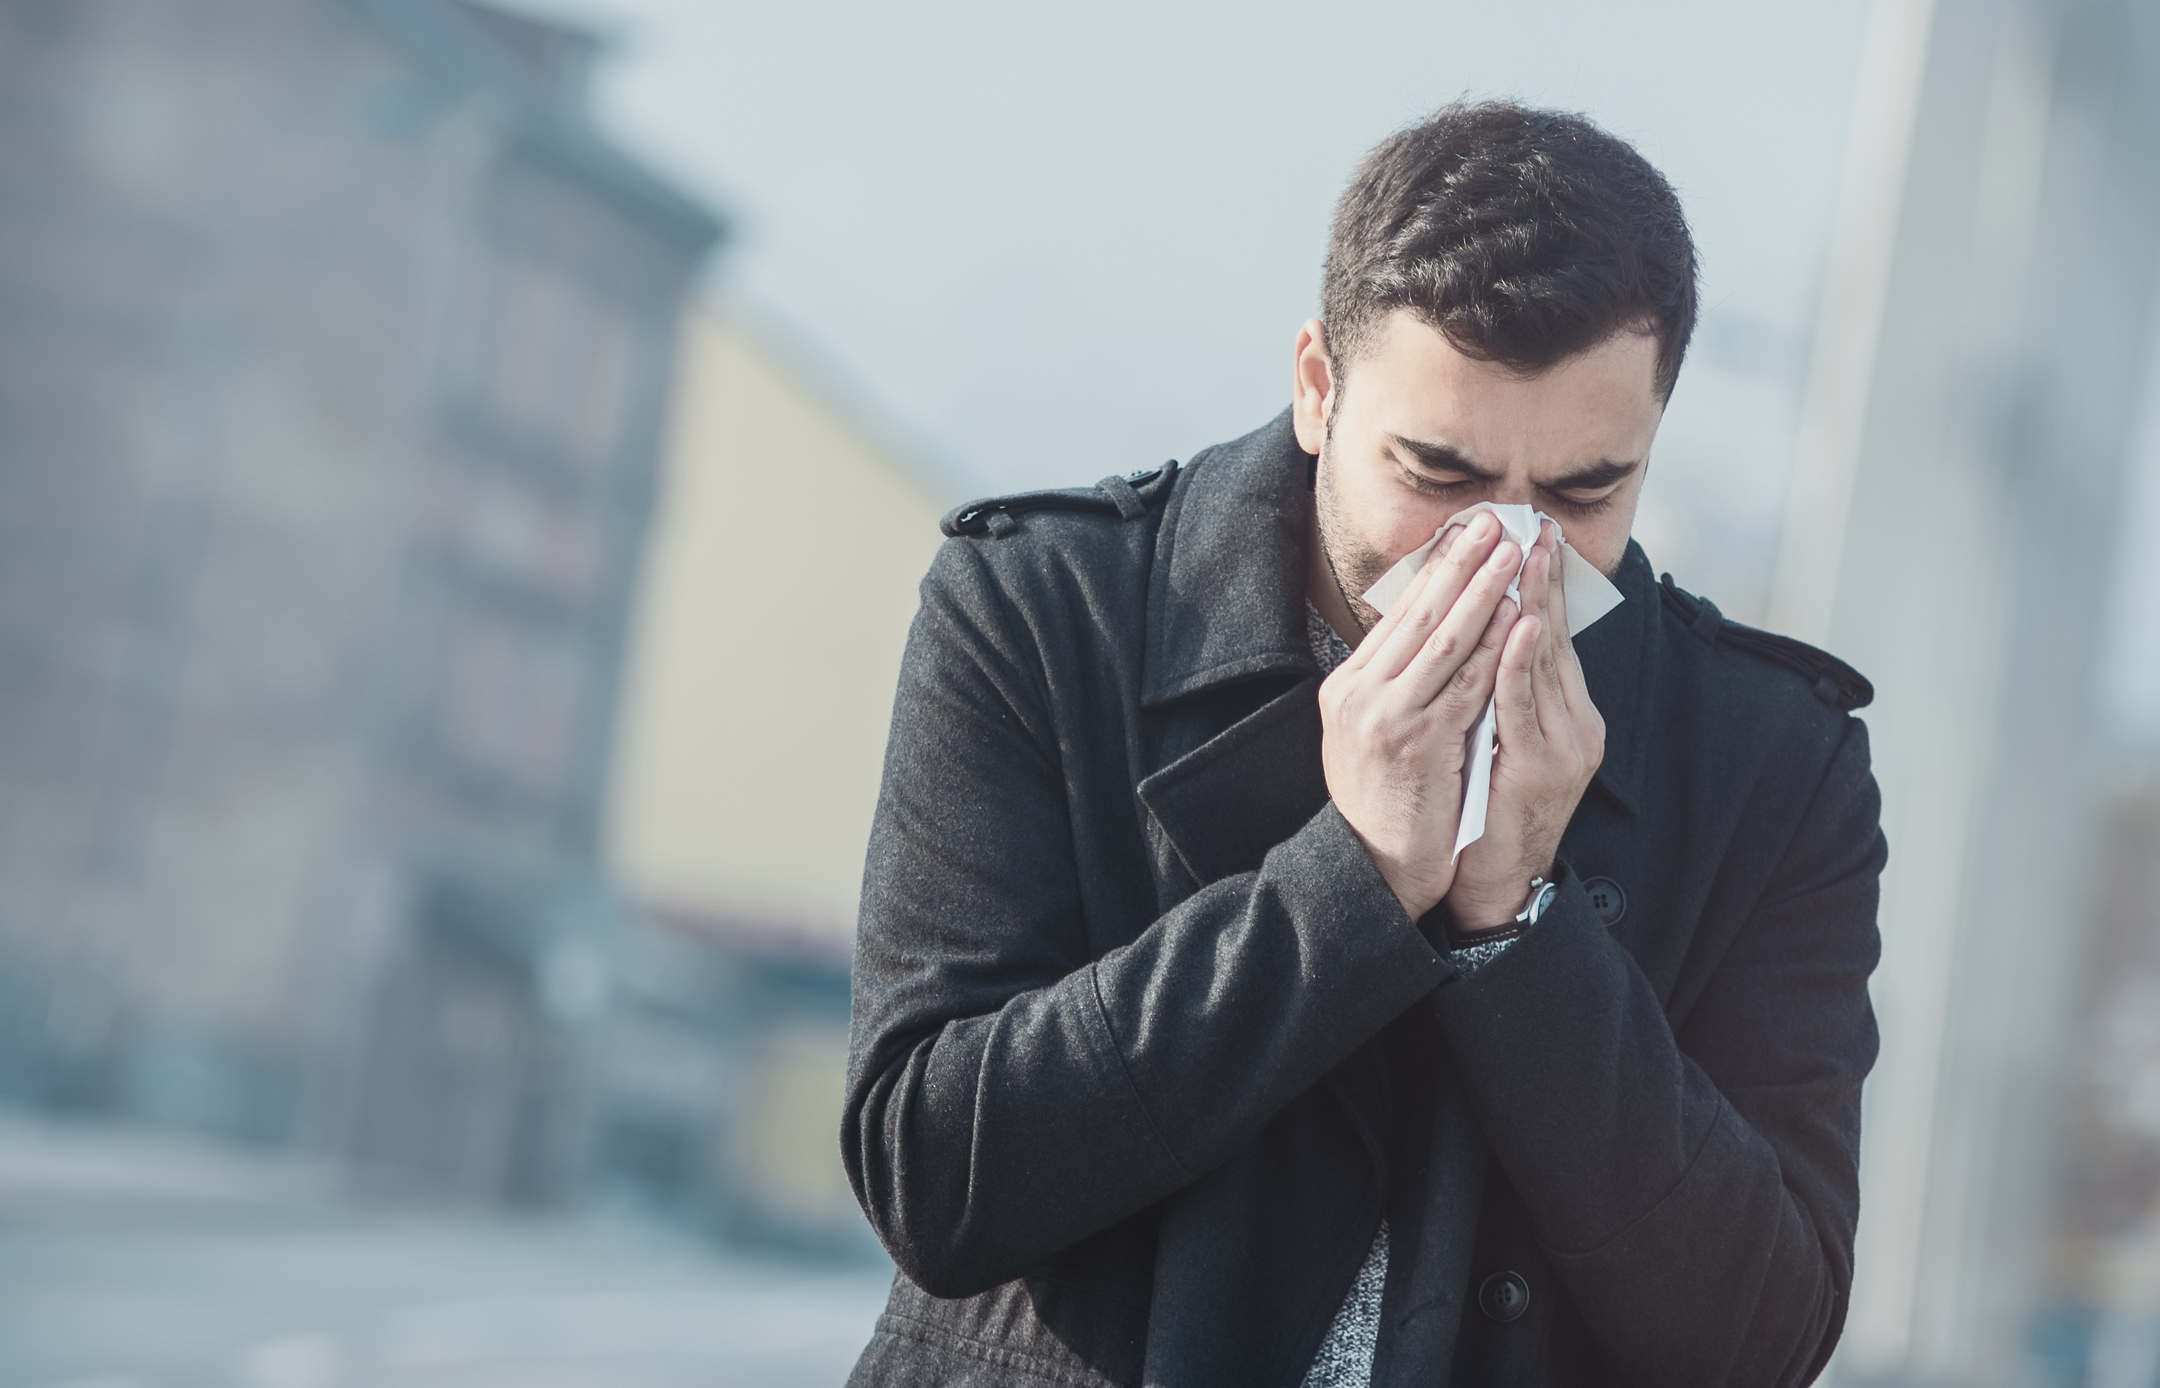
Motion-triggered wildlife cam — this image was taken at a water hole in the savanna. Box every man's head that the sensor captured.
[1295,101,1698,628]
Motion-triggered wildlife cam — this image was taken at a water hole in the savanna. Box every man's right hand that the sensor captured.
[1318,510,1522,921]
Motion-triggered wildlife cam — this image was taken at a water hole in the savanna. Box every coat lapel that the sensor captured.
[1137,676,1328,890]
[1572,541,1659,817]
[1142,410,1315,709]
[1131,413,1406,1388]
[1133,407,1330,900]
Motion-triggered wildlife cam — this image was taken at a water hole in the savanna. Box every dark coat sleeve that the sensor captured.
[843,539,1451,1299]
[1433,716,1885,1387]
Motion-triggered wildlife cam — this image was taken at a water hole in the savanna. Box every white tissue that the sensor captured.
[1359,502,1625,859]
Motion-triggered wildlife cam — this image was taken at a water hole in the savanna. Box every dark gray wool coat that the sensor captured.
[842,410,1886,1388]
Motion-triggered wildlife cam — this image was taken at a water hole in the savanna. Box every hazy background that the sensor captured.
[7,1,2160,1386]
[574,0,1865,472]
[570,0,1873,619]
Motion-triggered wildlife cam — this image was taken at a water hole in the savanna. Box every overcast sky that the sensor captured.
[533,0,1875,499]
[502,0,2160,738]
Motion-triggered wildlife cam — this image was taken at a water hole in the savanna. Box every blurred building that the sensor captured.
[2042,778,2160,1385]
[607,307,948,961]
[1772,0,2160,1381]
[0,0,719,1198]
[603,304,949,1241]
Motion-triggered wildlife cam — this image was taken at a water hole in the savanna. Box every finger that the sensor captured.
[1339,513,1496,675]
[1550,544,1594,715]
[1335,567,1418,674]
[1365,514,1507,681]
[1493,611,1545,753]
[1423,590,1518,731]
[1522,547,1570,734]
[1386,534,1522,698]
[1543,525,1574,641]
[1429,520,1472,566]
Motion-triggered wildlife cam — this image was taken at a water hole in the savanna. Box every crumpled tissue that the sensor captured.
[1359,502,1625,859]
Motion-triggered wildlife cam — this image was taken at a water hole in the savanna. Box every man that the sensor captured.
[842,101,1884,1387]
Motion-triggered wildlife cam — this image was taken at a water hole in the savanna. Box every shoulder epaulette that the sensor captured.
[940,462,1179,538]
[1658,575,1874,712]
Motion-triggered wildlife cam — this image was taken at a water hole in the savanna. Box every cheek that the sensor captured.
[1324,471,1450,569]
[1565,512,1636,575]
[1376,519,1445,570]
[1341,466,1459,553]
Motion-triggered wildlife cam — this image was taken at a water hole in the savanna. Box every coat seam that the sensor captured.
[1086,960,1197,1179]
[951,536,1067,785]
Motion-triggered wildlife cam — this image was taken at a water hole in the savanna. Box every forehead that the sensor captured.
[1342,310,1664,473]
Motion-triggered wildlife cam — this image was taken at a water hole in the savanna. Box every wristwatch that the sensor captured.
[1515,876,1558,926]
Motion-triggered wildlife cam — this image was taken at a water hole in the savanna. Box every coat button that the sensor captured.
[1583,876,1626,926]
[1478,1270,1530,1322]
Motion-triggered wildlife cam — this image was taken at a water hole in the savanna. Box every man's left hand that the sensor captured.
[1444,520,1607,931]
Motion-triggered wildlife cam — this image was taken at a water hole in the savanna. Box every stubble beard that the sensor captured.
[1313,437,1393,637]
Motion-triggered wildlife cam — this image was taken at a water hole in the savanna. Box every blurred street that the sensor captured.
[0,1115,890,1388]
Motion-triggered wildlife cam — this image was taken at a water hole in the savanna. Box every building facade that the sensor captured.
[0,0,719,1199]
[603,304,950,1239]
[1771,0,2160,1380]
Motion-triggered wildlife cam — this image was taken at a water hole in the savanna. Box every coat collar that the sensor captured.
[1139,407,1658,816]
[1142,409,1317,708]
[1575,541,1659,817]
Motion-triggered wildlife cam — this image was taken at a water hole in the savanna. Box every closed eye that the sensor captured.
[1544,489,1619,517]
[1397,462,1479,497]
[1538,459,1640,515]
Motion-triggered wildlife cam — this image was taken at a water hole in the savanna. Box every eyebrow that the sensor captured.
[1388,434,1501,481]
[1386,433,1641,493]
[1542,457,1643,492]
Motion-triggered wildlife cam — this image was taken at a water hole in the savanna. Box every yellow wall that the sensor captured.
[607,307,948,954]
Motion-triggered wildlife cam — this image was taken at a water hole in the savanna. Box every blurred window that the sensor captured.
[418,468,601,602]
[437,613,584,794]
[731,1026,857,1228]
[484,253,635,469]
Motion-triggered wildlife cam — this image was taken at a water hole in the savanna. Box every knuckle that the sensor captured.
[1436,689,1482,727]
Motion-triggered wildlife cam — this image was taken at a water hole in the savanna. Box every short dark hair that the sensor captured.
[1322,101,1699,401]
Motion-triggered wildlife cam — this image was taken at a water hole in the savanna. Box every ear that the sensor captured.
[1291,319,1335,456]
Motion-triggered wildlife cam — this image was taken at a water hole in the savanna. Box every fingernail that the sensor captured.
[1469,513,1498,540]
[1487,540,1517,571]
